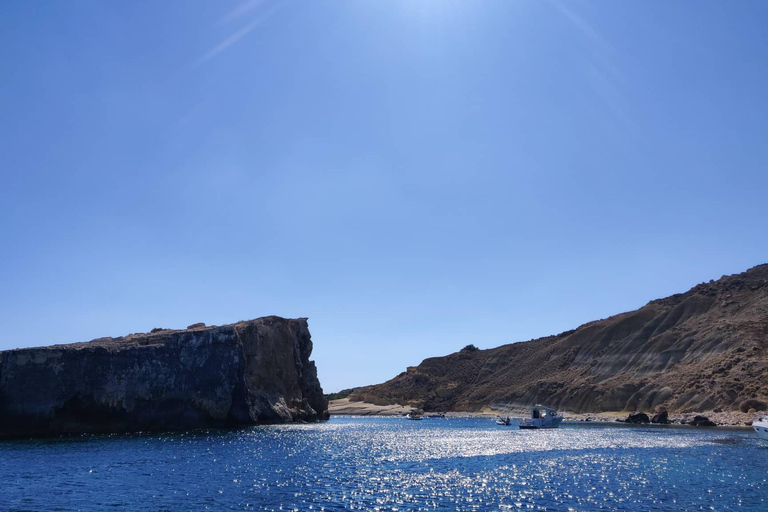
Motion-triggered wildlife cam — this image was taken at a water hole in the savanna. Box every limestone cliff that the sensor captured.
[350,265,768,414]
[0,316,328,438]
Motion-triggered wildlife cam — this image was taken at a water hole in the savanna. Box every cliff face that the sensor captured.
[351,265,768,414]
[0,316,328,438]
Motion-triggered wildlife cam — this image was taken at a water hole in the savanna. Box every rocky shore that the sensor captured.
[562,410,759,427]
[329,399,762,427]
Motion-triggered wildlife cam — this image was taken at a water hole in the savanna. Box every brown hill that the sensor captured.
[350,265,768,414]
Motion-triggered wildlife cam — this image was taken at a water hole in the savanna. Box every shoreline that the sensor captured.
[328,399,762,427]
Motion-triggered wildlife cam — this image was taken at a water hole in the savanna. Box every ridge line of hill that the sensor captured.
[345,264,768,415]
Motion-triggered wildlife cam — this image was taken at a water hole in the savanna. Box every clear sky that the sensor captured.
[1,1,767,393]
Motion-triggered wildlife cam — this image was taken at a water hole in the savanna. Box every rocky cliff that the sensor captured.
[350,265,768,415]
[0,316,328,438]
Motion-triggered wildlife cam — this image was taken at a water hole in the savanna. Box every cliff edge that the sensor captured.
[350,264,768,415]
[0,316,328,438]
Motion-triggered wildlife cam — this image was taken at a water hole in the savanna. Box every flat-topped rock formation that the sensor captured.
[0,316,328,438]
[350,264,768,415]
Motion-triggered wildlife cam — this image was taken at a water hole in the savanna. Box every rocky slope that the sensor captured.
[0,316,328,438]
[350,265,768,415]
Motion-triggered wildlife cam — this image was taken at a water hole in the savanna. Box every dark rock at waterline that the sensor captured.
[651,410,669,424]
[690,415,717,427]
[0,316,328,439]
[623,412,650,424]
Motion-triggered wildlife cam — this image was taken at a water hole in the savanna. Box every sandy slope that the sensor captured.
[328,398,414,416]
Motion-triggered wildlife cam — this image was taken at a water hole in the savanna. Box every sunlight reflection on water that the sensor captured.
[294,419,706,463]
[1,417,766,511]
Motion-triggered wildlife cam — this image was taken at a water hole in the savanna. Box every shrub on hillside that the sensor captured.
[740,399,767,412]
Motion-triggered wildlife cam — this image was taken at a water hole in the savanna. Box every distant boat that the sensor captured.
[753,416,768,440]
[519,405,563,429]
[426,414,446,419]
[495,416,511,426]
[406,413,423,421]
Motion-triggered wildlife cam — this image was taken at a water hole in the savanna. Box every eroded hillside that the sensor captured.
[350,265,768,414]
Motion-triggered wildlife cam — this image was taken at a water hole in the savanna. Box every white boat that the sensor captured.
[406,413,423,421]
[519,405,563,429]
[753,416,768,440]
[495,416,511,426]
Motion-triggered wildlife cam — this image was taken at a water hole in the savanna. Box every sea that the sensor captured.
[1,417,766,511]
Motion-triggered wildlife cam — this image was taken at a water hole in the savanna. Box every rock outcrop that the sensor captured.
[0,316,328,438]
[689,415,717,427]
[349,264,768,415]
[623,412,650,424]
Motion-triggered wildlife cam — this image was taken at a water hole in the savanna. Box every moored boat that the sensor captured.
[495,416,511,426]
[519,405,563,429]
[406,413,423,421]
[753,416,768,440]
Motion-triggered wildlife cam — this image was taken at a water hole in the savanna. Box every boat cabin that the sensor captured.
[531,406,556,419]
[520,405,562,429]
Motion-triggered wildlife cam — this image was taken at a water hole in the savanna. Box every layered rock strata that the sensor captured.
[0,316,327,438]
[350,264,768,415]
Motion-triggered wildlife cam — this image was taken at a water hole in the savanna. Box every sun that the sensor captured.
[395,0,468,25]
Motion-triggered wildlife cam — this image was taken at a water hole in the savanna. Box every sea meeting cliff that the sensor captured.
[0,316,328,439]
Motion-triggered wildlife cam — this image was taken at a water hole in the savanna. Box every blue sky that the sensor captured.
[1,1,767,392]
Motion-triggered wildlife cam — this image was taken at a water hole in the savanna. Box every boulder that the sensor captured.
[690,415,717,427]
[623,412,650,424]
[650,410,669,424]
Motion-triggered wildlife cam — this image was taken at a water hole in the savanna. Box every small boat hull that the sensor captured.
[519,420,563,429]
[754,418,768,440]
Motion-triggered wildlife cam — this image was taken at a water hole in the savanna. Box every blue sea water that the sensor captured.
[1,417,766,511]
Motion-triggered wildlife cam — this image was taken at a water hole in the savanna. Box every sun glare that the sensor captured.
[396,0,468,25]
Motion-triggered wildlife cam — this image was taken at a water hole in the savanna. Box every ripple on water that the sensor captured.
[0,418,766,511]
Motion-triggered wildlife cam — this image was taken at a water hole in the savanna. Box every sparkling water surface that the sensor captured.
[1,417,766,511]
